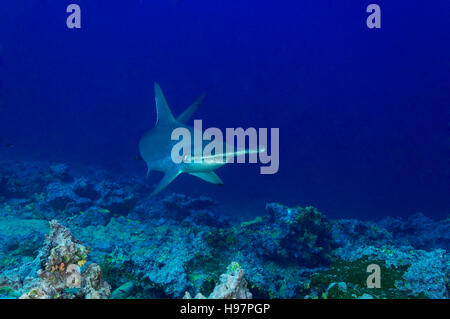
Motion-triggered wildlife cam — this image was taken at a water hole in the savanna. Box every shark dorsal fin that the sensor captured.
[177,94,205,124]
[154,82,175,126]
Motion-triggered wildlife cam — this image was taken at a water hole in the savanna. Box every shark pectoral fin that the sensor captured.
[154,82,175,126]
[176,94,205,124]
[190,171,223,185]
[151,170,181,197]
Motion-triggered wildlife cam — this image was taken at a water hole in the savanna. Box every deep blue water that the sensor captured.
[0,1,449,219]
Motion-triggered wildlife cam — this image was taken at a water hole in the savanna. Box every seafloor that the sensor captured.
[0,160,448,299]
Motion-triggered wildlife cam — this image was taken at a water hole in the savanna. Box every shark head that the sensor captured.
[139,83,225,197]
[139,82,265,197]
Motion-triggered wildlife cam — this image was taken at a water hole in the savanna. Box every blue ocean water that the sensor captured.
[1,0,450,302]
[0,0,449,220]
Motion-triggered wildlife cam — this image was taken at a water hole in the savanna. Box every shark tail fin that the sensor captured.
[154,82,175,126]
[176,94,205,124]
[190,171,223,185]
[150,170,181,197]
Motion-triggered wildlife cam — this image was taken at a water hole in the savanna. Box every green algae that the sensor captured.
[99,254,136,291]
[240,216,264,228]
[185,251,230,296]
[0,286,20,298]
[306,256,425,299]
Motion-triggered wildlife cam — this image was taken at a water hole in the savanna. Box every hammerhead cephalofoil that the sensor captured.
[140,83,264,196]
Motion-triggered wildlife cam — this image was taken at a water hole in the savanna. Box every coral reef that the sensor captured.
[0,160,448,299]
[19,220,110,299]
[258,203,335,265]
[184,262,252,299]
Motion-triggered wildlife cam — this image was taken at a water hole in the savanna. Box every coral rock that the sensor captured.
[184,262,252,299]
[21,220,110,299]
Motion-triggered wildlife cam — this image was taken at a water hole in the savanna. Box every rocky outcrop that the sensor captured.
[184,262,252,299]
[20,220,110,299]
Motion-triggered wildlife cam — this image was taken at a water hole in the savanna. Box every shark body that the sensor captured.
[139,83,226,197]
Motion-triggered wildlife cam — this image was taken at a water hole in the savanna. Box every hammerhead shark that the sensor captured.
[139,83,230,196]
